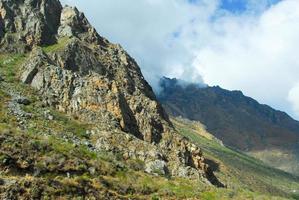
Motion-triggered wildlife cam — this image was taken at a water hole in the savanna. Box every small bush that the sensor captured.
[127,159,145,171]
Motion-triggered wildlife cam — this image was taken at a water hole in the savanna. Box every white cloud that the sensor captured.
[288,83,299,118]
[191,0,299,117]
[60,0,299,118]
[60,0,218,90]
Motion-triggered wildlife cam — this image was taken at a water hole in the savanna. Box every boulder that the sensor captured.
[145,160,168,176]
[14,96,31,105]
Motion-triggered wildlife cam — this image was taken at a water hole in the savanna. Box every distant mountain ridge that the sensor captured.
[158,77,299,174]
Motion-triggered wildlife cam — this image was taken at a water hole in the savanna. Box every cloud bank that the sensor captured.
[60,0,299,119]
[191,0,299,118]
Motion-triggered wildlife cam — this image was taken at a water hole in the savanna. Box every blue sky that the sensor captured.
[221,0,248,12]
[188,0,281,13]
[220,0,281,13]
[61,0,299,119]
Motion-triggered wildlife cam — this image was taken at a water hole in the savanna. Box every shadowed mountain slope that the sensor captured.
[158,77,299,174]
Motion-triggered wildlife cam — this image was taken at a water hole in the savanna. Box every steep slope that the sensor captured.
[1,0,169,144]
[0,70,297,200]
[0,0,225,194]
[172,117,299,199]
[158,77,299,174]
[0,85,294,199]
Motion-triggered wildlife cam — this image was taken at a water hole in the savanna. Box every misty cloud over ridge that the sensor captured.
[60,0,299,119]
[60,0,217,90]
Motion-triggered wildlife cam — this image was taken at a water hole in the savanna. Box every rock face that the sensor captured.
[6,1,170,144]
[0,0,62,52]
[0,0,222,184]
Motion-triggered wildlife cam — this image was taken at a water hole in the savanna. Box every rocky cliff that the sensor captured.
[0,0,62,52]
[0,0,222,186]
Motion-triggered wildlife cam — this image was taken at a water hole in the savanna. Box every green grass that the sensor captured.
[172,117,299,199]
[0,54,27,82]
[49,110,92,139]
[200,191,217,200]
[42,37,70,53]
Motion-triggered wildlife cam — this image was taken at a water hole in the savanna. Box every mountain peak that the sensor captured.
[0,0,111,53]
[159,76,207,91]
[0,0,223,186]
[158,77,299,174]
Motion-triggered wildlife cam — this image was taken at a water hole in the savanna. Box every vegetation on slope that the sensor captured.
[172,117,299,199]
[0,50,298,199]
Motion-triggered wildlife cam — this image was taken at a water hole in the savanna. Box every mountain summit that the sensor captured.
[158,77,299,174]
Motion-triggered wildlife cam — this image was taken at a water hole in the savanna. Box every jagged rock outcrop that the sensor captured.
[58,5,103,45]
[0,0,222,185]
[0,0,62,52]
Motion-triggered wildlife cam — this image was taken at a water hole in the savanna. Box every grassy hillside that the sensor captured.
[172,117,299,199]
[0,52,298,199]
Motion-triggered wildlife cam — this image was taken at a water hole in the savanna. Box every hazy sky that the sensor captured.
[60,0,299,119]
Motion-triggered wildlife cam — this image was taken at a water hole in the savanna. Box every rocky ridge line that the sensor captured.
[0,0,222,186]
